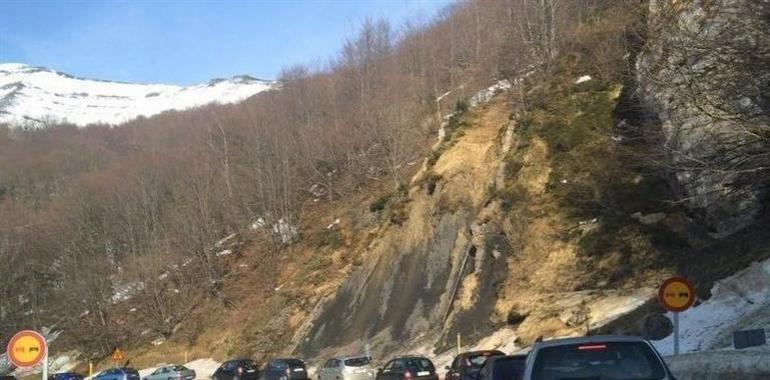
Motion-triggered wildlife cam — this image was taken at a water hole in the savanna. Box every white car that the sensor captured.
[318,357,375,380]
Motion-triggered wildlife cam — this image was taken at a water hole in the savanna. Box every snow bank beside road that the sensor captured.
[653,259,770,355]
[666,349,770,380]
[184,358,221,379]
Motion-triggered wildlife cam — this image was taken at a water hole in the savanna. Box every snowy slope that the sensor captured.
[0,63,273,127]
[653,258,770,355]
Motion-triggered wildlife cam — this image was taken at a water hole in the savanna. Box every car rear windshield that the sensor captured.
[122,369,139,376]
[531,342,666,380]
[171,366,188,372]
[465,352,501,369]
[403,358,435,372]
[284,359,306,369]
[239,361,258,370]
[491,357,526,380]
[344,357,371,367]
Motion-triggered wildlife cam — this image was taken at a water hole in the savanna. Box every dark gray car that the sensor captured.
[262,359,309,380]
[521,335,676,380]
[376,357,437,380]
[94,368,140,380]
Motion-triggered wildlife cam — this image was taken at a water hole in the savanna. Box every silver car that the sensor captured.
[143,366,196,380]
[318,357,375,380]
[521,335,676,380]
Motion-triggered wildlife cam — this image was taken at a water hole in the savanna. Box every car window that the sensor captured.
[344,357,370,367]
[284,359,305,369]
[464,353,501,370]
[531,342,666,380]
[223,362,235,371]
[491,357,525,380]
[271,361,288,370]
[452,357,461,370]
[392,361,405,372]
[403,358,434,372]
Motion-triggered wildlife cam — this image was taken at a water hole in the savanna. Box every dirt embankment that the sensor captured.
[298,97,512,359]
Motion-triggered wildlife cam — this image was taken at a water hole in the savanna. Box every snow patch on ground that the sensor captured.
[665,349,770,380]
[575,75,592,84]
[112,281,146,303]
[469,79,512,107]
[183,358,221,379]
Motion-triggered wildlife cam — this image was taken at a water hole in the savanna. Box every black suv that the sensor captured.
[213,359,261,380]
[445,350,505,380]
[262,359,309,380]
[376,356,438,380]
[476,355,527,380]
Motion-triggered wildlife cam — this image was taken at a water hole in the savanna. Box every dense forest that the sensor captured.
[2,0,647,355]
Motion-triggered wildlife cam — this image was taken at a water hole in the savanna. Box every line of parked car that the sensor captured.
[35,335,677,380]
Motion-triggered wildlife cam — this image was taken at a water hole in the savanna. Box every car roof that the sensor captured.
[533,335,649,349]
[397,355,429,359]
[328,356,370,361]
[456,350,504,357]
[489,354,526,360]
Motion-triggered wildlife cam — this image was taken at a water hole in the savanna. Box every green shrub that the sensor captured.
[369,195,389,212]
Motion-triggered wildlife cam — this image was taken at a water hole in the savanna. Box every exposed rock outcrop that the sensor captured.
[637,0,770,237]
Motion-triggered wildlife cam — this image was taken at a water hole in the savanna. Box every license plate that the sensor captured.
[292,369,304,372]
[247,370,256,373]
[417,372,429,377]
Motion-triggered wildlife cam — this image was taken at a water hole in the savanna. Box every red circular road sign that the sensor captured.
[658,276,696,312]
[6,330,47,368]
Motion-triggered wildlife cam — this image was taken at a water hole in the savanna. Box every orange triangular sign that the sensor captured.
[112,348,125,362]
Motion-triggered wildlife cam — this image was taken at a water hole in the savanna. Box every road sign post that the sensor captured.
[673,312,680,355]
[658,277,696,356]
[42,346,48,380]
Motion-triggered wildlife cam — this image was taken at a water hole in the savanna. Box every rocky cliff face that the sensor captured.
[637,0,770,237]
[297,97,514,358]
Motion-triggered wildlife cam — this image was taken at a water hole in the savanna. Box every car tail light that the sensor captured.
[404,371,413,379]
[578,344,607,351]
[285,369,291,376]
[238,367,244,376]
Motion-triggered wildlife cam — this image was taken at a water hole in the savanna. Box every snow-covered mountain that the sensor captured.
[0,63,273,127]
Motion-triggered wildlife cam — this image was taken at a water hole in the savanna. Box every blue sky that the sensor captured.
[0,0,451,85]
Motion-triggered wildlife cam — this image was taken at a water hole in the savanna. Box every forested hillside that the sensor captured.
[2,0,768,371]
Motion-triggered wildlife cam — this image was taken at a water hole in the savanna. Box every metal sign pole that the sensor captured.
[42,346,48,380]
[456,333,461,355]
[673,312,680,355]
